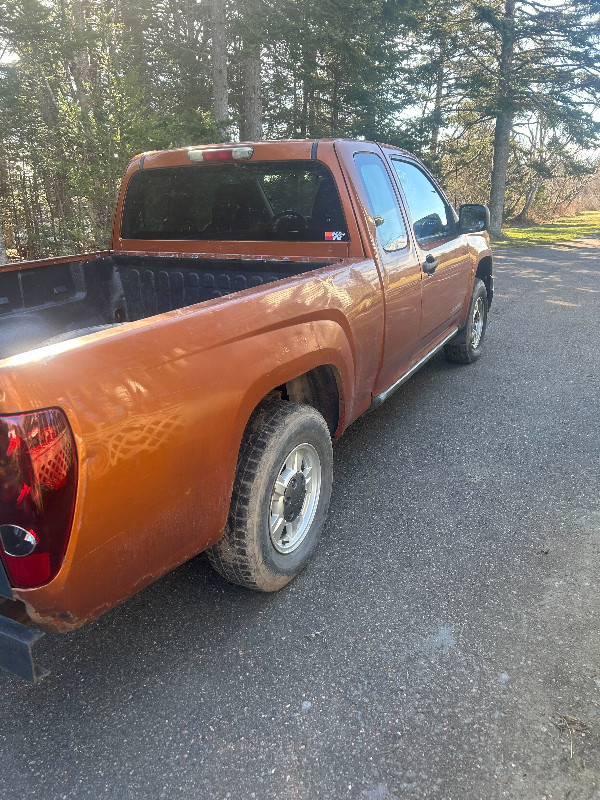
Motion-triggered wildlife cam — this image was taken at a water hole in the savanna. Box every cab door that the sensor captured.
[339,146,423,396]
[388,157,474,349]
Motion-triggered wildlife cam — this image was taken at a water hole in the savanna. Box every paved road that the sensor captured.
[2,241,599,800]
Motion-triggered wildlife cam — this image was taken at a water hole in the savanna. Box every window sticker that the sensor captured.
[325,231,346,241]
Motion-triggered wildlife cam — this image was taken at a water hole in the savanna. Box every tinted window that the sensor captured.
[391,160,452,243]
[353,153,407,252]
[121,161,348,242]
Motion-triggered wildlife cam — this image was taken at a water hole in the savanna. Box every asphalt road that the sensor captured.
[1,241,599,800]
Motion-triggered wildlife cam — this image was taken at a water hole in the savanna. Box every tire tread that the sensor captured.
[207,401,332,591]
[443,278,488,364]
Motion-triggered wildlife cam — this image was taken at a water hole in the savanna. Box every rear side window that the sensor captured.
[353,153,407,252]
[391,160,453,244]
[121,161,348,242]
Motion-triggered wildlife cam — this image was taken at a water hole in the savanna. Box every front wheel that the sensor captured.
[207,402,333,591]
[444,278,488,364]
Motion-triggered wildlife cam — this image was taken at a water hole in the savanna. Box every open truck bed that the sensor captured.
[0,253,334,360]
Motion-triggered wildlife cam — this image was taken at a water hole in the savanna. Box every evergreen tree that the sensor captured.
[465,0,600,234]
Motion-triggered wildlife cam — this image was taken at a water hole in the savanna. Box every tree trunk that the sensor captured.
[37,75,74,221]
[330,61,340,135]
[1,151,23,256]
[70,0,94,121]
[211,0,229,133]
[241,50,262,140]
[0,226,7,265]
[68,2,107,232]
[488,0,516,237]
[489,109,515,236]
[300,78,308,138]
[300,46,316,138]
[0,145,13,263]
[292,74,299,136]
[429,30,446,159]
[514,175,543,222]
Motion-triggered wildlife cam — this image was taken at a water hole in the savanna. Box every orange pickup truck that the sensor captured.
[0,139,492,680]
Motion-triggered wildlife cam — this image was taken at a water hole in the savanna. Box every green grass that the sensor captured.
[492,210,600,248]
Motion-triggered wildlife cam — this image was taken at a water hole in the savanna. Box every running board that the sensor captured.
[371,328,458,407]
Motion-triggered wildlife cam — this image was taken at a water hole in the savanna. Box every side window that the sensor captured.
[391,160,453,244]
[353,152,407,252]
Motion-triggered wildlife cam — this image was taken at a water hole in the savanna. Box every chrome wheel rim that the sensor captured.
[471,297,484,349]
[269,443,322,554]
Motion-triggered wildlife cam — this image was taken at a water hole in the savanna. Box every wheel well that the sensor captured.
[476,256,493,308]
[275,365,341,436]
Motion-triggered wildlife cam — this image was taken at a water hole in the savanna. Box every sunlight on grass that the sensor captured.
[492,211,600,248]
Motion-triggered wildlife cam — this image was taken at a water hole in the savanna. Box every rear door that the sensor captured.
[338,145,422,396]
[387,156,474,348]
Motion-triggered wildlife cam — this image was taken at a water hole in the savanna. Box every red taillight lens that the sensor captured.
[202,149,234,161]
[187,146,254,163]
[0,409,77,588]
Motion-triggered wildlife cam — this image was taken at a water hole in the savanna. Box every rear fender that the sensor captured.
[10,316,356,632]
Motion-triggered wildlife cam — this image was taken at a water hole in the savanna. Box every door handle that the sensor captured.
[423,254,438,275]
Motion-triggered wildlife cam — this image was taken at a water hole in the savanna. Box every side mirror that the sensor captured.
[459,204,489,233]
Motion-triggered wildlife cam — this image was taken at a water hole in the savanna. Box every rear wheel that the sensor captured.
[444,278,488,364]
[207,401,333,591]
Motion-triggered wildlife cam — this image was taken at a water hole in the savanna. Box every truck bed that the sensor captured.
[0,254,333,359]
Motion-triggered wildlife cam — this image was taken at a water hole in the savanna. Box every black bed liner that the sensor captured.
[0,253,334,359]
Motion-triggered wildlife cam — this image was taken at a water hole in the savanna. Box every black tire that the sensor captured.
[444,278,488,364]
[207,401,333,591]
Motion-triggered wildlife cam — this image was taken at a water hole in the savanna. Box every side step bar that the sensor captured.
[371,328,458,407]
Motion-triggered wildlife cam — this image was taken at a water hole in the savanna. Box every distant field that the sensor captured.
[494,210,600,247]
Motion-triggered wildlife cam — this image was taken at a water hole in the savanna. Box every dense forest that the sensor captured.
[1,0,599,260]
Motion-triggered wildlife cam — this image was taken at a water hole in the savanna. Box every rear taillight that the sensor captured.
[0,409,77,588]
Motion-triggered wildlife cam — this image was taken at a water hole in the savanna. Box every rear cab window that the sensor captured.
[121,161,349,244]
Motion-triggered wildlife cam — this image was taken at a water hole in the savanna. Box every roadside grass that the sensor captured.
[492,210,600,248]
